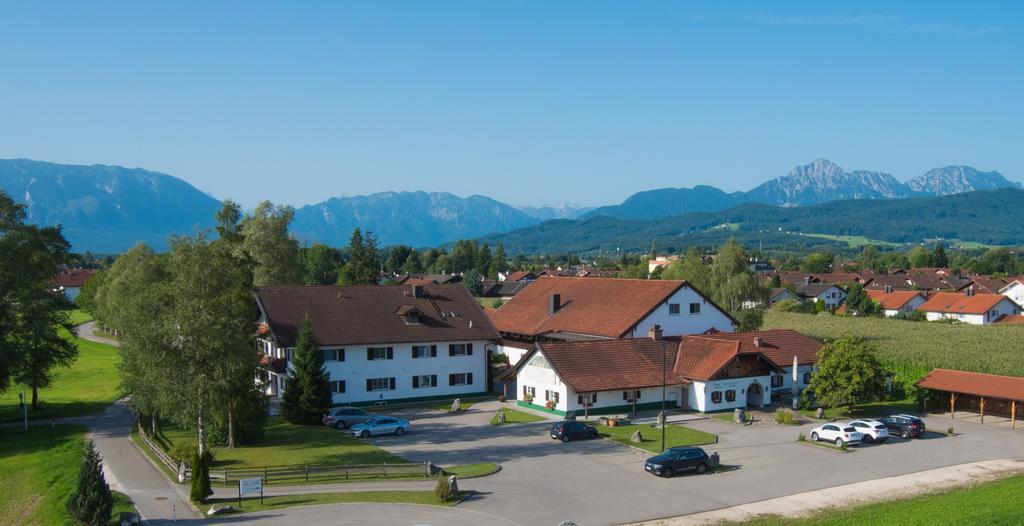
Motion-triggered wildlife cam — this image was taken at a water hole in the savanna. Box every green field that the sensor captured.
[802,233,902,248]
[738,473,1024,525]
[764,311,1024,379]
[0,336,121,422]
[0,425,134,525]
[591,422,717,453]
[68,309,94,326]
[490,407,547,425]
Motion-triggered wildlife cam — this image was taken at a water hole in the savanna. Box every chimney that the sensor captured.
[648,324,663,341]
[549,293,561,315]
[753,336,764,348]
[965,286,975,297]
[884,284,893,294]
[411,285,423,298]
[803,276,811,286]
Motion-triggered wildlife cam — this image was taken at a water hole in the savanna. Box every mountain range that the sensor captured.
[0,157,1020,253]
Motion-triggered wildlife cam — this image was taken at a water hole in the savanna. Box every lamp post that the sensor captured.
[661,342,667,452]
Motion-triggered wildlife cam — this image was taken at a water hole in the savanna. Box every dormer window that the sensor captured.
[395,305,422,325]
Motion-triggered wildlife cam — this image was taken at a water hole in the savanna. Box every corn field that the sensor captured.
[764,311,1024,379]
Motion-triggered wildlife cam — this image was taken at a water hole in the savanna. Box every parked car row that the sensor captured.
[323,406,411,438]
[809,414,926,447]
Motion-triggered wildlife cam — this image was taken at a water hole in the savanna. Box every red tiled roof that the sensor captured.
[919,292,1011,315]
[916,368,1024,402]
[680,330,822,368]
[996,315,1024,325]
[999,277,1024,292]
[53,269,97,288]
[969,276,1008,294]
[505,271,534,282]
[535,339,685,392]
[866,290,925,310]
[865,275,913,291]
[673,338,742,381]
[254,284,499,347]
[487,276,730,339]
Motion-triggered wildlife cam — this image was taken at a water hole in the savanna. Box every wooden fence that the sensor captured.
[136,424,191,482]
[210,461,432,485]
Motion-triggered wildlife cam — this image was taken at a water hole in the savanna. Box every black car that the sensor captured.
[645,446,710,478]
[882,414,926,439]
[550,421,598,442]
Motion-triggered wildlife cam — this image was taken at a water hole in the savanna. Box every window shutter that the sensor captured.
[367,349,373,361]
[431,375,437,387]
[467,373,473,385]
[467,343,473,355]
[339,381,345,393]
[413,376,419,388]
[623,391,628,401]
[387,347,394,360]
[523,385,528,397]
[366,379,372,391]
[389,377,395,390]
[449,374,456,386]
[430,345,437,357]
[339,349,345,362]
[448,345,455,357]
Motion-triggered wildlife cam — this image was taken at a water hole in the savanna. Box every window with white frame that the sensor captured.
[710,391,722,404]
[448,372,472,386]
[577,393,597,405]
[725,389,736,402]
[689,303,701,314]
[522,385,536,399]
[323,349,344,362]
[412,345,436,359]
[448,343,473,356]
[412,375,436,388]
[366,377,395,391]
[622,390,641,401]
[771,375,784,388]
[545,390,560,404]
[329,380,345,393]
[668,303,681,315]
[367,347,393,360]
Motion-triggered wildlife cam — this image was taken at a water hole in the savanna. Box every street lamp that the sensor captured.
[661,340,667,452]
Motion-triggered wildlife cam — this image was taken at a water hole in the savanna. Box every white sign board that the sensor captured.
[239,478,262,496]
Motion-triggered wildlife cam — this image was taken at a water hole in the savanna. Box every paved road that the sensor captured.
[356,401,1024,526]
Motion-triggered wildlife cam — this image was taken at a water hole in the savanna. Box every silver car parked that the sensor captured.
[351,416,411,438]
[323,406,373,429]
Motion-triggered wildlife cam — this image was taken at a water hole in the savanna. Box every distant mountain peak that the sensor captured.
[907,165,1021,195]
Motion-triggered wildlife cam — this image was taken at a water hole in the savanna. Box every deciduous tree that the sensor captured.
[806,337,887,414]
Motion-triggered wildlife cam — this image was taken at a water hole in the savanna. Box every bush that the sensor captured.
[434,476,452,501]
[774,408,798,425]
[190,450,213,504]
[68,440,114,526]
[497,394,506,403]
[839,441,848,451]
[169,441,198,465]
[797,433,806,442]
[948,427,956,436]
[493,299,504,308]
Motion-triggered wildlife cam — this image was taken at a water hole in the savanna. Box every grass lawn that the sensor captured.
[0,336,120,423]
[210,490,464,515]
[591,422,717,453]
[429,395,495,413]
[490,407,547,425]
[0,425,134,525]
[737,474,1024,525]
[443,462,500,478]
[798,398,919,420]
[802,233,902,248]
[68,309,94,326]
[475,297,504,309]
[764,311,1024,379]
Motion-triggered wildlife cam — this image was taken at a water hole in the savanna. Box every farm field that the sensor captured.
[737,473,1024,525]
[0,336,121,422]
[0,425,134,525]
[764,311,1024,379]
[801,233,902,248]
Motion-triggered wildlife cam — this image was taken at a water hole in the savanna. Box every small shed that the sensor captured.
[916,368,1024,428]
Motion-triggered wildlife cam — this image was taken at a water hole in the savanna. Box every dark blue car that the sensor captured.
[644,446,710,477]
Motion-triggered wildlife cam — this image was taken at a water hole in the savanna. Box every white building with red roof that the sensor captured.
[919,289,1020,325]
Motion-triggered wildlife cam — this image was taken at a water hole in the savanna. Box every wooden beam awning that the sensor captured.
[916,368,1024,403]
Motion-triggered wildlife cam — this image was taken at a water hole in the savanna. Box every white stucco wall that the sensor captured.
[628,285,736,338]
[1001,282,1024,309]
[882,296,927,317]
[695,375,772,412]
[495,343,531,366]
[816,287,847,309]
[925,299,1019,325]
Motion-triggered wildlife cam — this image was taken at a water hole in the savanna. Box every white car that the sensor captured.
[847,419,890,443]
[809,423,863,448]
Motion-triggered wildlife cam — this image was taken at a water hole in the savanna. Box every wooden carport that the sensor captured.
[916,368,1024,429]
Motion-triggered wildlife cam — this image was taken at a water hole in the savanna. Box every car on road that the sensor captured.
[847,419,889,443]
[809,423,863,447]
[882,414,926,439]
[550,421,598,442]
[323,406,373,429]
[351,416,410,438]
[644,447,711,477]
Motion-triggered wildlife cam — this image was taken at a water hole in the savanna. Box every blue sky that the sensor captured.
[1,1,1020,208]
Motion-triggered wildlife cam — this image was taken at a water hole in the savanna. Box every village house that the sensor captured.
[501,327,821,415]
[254,284,499,406]
[487,276,737,365]
[999,278,1024,309]
[918,289,1020,325]
[866,288,928,317]
[52,269,97,301]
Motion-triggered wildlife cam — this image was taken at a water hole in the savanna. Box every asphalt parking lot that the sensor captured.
[361,402,1024,526]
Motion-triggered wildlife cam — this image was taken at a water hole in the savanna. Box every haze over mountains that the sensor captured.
[0,157,1020,253]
